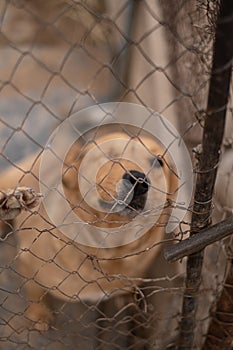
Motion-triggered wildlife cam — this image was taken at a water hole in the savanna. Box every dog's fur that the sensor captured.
[0,126,178,330]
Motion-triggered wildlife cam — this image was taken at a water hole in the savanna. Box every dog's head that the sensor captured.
[62,125,178,232]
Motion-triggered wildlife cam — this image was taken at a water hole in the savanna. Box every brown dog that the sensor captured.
[0,125,178,330]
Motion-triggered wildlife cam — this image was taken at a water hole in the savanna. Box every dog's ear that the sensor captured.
[62,141,84,190]
[62,129,100,190]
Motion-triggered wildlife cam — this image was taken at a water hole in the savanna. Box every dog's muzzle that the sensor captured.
[121,170,150,213]
[99,170,150,215]
[122,170,150,196]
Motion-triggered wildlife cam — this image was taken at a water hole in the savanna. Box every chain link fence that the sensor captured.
[0,1,233,349]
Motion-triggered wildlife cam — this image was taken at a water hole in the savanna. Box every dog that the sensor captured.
[0,124,178,331]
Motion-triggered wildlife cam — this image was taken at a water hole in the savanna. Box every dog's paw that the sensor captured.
[0,187,43,220]
[26,302,54,331]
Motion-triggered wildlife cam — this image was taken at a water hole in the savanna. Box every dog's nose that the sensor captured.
[122,170,150,195]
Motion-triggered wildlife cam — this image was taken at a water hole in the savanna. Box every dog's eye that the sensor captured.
[149,156,163,168]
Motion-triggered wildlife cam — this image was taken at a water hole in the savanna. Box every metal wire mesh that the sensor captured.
[0,1,232,349]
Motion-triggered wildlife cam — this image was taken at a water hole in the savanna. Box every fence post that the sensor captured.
[178,0,233,348]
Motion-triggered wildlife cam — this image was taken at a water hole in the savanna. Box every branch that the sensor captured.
[164,215,233,262]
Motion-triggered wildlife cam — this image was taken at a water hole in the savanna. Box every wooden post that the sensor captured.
[178,0,233,348]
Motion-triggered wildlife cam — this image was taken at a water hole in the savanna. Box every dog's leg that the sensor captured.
[24,279,53,331]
